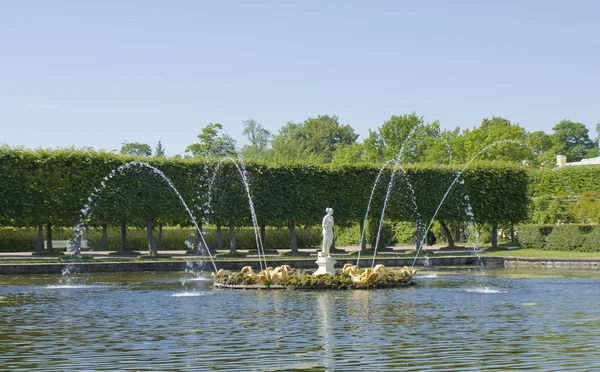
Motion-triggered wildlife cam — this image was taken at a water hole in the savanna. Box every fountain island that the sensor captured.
[212,208,417,289]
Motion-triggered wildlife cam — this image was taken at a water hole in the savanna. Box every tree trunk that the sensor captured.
[260,223,266,250]
[158,222,163,249]
[491,223,498,249]
[510,224,515,243]
[46,222,53,251]
[438,220,455,248]
[36,223,44,251]
[216,222,223,250]
[101,223,108,250]
[120,221,127,252]
[228,219,236,253]
[289,220,298,254]
[359,219,367,251]
[146,219,156,255]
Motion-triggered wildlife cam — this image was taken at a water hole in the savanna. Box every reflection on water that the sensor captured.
[0,270,599,370]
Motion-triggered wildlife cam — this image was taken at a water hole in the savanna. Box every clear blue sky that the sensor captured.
[1,0,599,156]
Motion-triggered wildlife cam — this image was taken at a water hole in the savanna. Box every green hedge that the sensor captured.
[0,226,322,252]
[517,224,554,248]
[0,148,530,255]
[0,148,530,228]
[529,166,600,197]
[517,224,600,252]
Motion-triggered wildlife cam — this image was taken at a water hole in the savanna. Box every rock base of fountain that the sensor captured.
[212,264,416,290]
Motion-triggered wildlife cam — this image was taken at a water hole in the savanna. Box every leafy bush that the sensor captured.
[334,224,361,246]
[0,226,322,252]
[544,225,592,251]
[517,224,554,248]
[581,227,600,252]
[393,221,417,244]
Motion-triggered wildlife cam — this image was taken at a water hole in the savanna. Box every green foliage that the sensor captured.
[394,221,418,244]
[581,228,600,252]
[460,116,530,163]
[185,123,237,158]
[545,225,592,251]
[154,141,166,158]
[528,166,600,225]
[517,224,554,248]
[362,113,443,163]
[0,148,530,243]
[0,226,321,252]
[266,115,358,163]
[529,165,600,197]
[518,224,600,252]
[551,120,597,161]
[120,142,152,157]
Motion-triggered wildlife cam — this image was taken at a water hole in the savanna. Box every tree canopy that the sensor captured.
[186,123,237,159]
[120,142,152,157]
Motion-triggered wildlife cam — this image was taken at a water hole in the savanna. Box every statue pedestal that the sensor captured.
[313,253,337,276]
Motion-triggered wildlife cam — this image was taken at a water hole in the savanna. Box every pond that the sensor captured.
[1,268,599,371]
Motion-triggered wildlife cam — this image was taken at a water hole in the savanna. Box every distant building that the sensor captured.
[556,155,600,167]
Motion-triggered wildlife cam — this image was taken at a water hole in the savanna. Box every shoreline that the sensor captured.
[0,255,598,274]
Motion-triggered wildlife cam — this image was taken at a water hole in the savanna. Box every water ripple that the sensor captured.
[0,271,599,370]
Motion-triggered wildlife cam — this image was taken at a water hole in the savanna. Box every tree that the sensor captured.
[551,120,597,161]
[120,142,152,157]
[267,115,358,163]
[460,116,529,163]
[240,118,271,160]
[154,141,166,157]
[525,131,554,167]
[242,118,271,149]
[362,113,445,163]
[185,123,237,158]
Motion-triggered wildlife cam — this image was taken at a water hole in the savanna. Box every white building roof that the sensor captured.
[565,156,600,166]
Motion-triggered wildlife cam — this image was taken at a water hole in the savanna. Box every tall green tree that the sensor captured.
[460,116,530,163]
[185,123,237,158]
[551,120,597,161]
[154,141,166,157]
[525,131,554,167]
[267,115,358,163]
[362,113,444,163]
[239,118,271,160]
[120,142,152,157]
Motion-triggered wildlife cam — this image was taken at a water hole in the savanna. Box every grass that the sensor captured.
[31,250,64,256]
[480,247,600,259]
[215,252,247,258]
[278,251,311,257]
[137,254,173,260]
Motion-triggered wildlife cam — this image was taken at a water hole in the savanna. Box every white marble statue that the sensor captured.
[321,207,334,257]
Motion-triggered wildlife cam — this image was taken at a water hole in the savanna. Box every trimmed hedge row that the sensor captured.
[517,224,600,252]
[0,148,530,229]
[529,166,600,197]
[0,226,321,252]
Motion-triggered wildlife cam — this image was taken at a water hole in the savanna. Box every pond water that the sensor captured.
[1,268,599,371]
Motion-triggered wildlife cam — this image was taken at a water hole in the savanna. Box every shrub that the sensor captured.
[581,227,600,252]
[0,225,322,252]
[393,221,417,244]
[544,225,592,251]
[517,224,554,249]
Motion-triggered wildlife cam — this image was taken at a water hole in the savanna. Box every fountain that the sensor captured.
[72,161,218,271]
